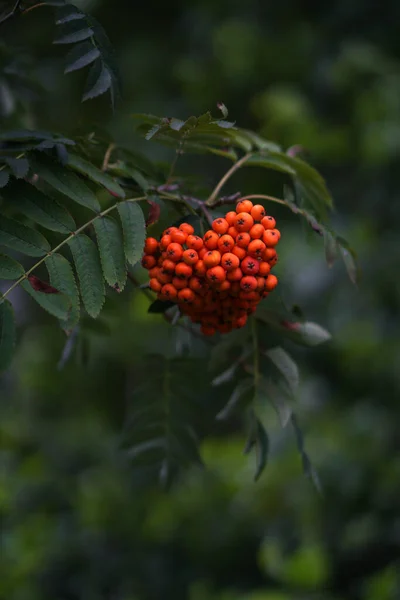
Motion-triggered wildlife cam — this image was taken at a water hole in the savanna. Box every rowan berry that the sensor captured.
[204,230,219,250]
[142,255,157,269]
[149,278,162,292]
[206,266,226,284]
[218,280,231,292]
[250,204,266,221]
[172,277,187,290]
[149,266,159,279]
[236,232,251,248]
[220,252,240,271]
[240,276,258,291]
[179,223,194,235]
[201,325,216,336]
[261,216,276,230]
[225,211,237,225]
[263,248,277,261]
[227,226,238,239]
[227,267,243,282]
[232,245,247,260]
[263,230,279,247]
[269,255,278,266]
[166,243,183,262]
[160,234,172,249]
[175,262,192,279]
[162,259,176,273]
[212,218,229,235]
[230,281,241,294]
[236,199,253,213]
[217,234,235,252]
[258,261,271,276]
[265,274,278,291]
[256,277,266,291]
[194,259,206,277]
[198,247,207,259]
[203,250,221,268]
[247,239,266,258]
[161,283,178,301]
[235,212,254,232]
[249,224,265,239]
[271,228,281,240]
[144,237,159,254]
[241,256,260,275]
[189,276,204,293]
[170,230,187,244]
[186,234,203,251]
[182,249,199,265]
[178,288,195,303]
[157,271,173,284]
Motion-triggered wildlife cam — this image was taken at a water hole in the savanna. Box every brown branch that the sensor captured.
[0,0,22,25]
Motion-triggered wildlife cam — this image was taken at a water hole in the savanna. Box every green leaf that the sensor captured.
[265,347,299,395]
[54,25,94,45]
[296,322,331,346]
[117,201,146,266]
[93,217,127,290]
[46,254,80,331]
[323,230,338,268]
[55,4,85,24]
[68,234,104,318]
[0,215,50,256]
[211,363,237,386]
[66,153,125,198]
[64,42,100,73]
[337,236,358,284]
[0,170,10,188]
[82,60,112,102]
[21,280,70,319]
[0,300,15,373]
[4,157,29,179]
[264,380,293,428]
[0,254,24,279]
[291,414,322,493]
[254,418,269,481]
[2,180,76,233]
[29,155,100,212]
[216,378,254,420]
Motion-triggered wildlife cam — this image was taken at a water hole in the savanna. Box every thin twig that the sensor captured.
[0,196,148,302]
[102,143,116,171]
[206,153,252,206]
[234,194,287,207]
[21,2,46,15]
[0,0,22,25]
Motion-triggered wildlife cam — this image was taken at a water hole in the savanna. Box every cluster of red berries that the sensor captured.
[142,199,280,336]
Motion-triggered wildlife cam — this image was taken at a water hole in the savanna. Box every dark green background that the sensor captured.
[1,0,400,598]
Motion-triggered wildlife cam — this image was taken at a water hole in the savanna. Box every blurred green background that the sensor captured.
[1,0,400,598]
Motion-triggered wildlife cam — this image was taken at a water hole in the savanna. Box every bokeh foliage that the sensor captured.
[1,1,400,599]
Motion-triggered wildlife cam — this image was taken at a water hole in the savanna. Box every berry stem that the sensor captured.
[251,317,260,390]
[206,153,252,207]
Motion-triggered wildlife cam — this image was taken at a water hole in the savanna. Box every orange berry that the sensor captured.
[212,218,229,235]
[178,288,195,303]
[263,248,277,261]
[249,224,265,239]
[227,267,243,282]
[227,226,238,239]
[236,232,251,248]
[189,276,203,293]
[261,216,276,230]
[149,278,162,292]
[179,223,194,235]
[263,230,279,247]
[182,249,199,265]
[198,247,207,259]
[203,250,221,268]
[220,252,240,271]
[217,234,235,253]
[230,281,241,294]
[161,283,178,301]
[236,199,253,213]
[144,237,159,254]
[186,234,203,251]
[271,228,281,240]
[157,271,173,284]
[160,234,172,250]
[247,239,266,258]
[258,261,271,276]
[235,212,254,232]
[218,280,231,292]
[201,325,216,336]
[172,277,187,290]
[256,276,265,291]
[240,276,258,291]
[170,229,187,244]
[269,255,278,266]
[241,256,260,275]
[225,211,237,225]
[232,245,247,260]
[265,274,278,291]
[235,314,247,328]
[149,266,159,279]
[175,262,193,279]
[250,204,266,221]
[166,242,183,262]
[206,265,226,284]
[194,260,206,277]
[163,226,177,236]
[204,230,219,250]
[162,259,176,273]
[141,255,156,269]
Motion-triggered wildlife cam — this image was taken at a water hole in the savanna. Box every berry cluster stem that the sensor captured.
[206,153,252,207]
